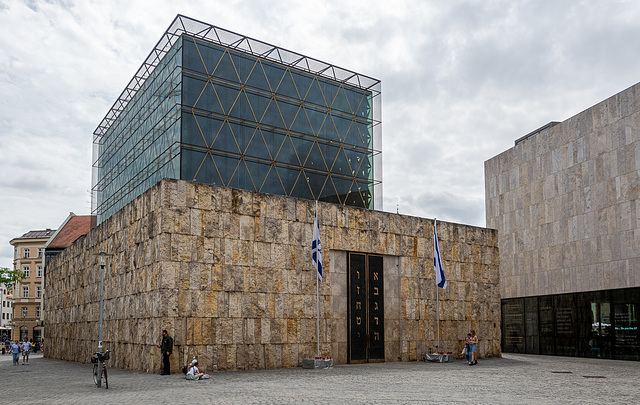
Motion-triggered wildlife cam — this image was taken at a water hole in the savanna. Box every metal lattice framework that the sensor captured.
[93,14,380,140]
[91,15,382,221]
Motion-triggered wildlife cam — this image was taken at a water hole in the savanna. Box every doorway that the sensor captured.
[348,253,384,363]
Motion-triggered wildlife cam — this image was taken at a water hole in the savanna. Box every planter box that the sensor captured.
[302,358,334,369]
[425,353,453,363]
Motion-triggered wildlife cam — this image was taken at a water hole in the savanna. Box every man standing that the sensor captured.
[21,338,32,365]
[11,341,20,366]
[156,330,173,375]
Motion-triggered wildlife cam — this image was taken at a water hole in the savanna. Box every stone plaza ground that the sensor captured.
[1,351,637,404]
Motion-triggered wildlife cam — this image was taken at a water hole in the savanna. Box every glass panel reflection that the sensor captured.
[502,288,639,361]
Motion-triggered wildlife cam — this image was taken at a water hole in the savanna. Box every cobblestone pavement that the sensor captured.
[1,351,638,404]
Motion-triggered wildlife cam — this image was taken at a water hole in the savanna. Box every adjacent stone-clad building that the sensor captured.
[485,82,640,360]
[45,179,500,372]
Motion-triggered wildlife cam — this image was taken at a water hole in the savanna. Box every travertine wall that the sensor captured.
[45,179,499,372]
[485,82,640,299]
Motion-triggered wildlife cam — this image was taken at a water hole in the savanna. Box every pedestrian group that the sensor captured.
[463,330,478,365]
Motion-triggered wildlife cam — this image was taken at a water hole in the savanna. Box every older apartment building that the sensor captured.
[9,229,56,341]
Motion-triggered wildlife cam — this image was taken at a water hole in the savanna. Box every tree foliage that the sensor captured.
[0,267,25,287]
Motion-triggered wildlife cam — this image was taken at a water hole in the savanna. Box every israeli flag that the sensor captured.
[433,219,447,289]
[312,201,323,282]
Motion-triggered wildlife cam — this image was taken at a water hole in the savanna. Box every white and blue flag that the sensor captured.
[312,201,323,282]
[433,219,447,289]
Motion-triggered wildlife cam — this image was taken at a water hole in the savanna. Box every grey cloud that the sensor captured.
[1,0,639,268]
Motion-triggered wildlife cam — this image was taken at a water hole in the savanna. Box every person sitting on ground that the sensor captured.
[186,359,210,380]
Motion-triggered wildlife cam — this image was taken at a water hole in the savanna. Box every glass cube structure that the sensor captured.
[92,15,382,223]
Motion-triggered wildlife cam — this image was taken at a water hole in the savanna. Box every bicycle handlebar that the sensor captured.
[93,350,110,361]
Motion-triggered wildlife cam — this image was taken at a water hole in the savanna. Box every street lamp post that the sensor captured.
[95,252,110,388]
[22,307,26,341]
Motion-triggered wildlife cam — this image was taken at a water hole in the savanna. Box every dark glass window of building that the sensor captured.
[180,35,376,208]
[501,287,639,361]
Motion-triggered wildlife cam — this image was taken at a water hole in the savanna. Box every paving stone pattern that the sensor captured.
[2,352,637,404]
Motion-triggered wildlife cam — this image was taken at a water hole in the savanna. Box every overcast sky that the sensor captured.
[1,0,639,269]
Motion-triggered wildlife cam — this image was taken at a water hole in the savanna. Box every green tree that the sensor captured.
[0,267,25,288]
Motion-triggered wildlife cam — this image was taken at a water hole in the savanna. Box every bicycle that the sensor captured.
[91,350,110,389]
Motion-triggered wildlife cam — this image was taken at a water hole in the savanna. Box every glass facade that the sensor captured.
[93,41,182,221]
[92,15,381,224]
[502,288,639,361]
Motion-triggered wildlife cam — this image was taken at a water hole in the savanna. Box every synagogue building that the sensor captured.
[44,15,501,372]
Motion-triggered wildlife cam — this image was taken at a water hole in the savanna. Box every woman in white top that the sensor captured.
[186,359,210,380]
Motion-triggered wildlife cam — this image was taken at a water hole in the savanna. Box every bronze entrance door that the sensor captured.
[348,253,384,363]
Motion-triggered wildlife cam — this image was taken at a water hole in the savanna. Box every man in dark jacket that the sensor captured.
[157,330,173,375]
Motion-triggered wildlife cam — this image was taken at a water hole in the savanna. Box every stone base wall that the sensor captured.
[44,179,500,372]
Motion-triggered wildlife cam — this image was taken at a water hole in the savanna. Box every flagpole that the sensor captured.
[315,200,320,358]
[316,260,320,358]
[437,282,440,352]
[434,218,442,353]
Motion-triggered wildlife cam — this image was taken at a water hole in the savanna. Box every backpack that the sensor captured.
[182,364,188,374]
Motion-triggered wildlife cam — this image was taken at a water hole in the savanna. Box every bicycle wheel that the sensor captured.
[93,363,99,386]
[103,366,108,389]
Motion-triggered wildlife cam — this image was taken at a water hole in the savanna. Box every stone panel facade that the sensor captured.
[45,179,500,372]
[485,82,640,299]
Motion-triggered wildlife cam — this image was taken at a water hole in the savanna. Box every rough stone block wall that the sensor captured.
[45,178,499,372]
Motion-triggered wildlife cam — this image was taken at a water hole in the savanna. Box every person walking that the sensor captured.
[470,330,478,365]
[21,338,32,365]
[156,330,173,375]
[10,341,20,366]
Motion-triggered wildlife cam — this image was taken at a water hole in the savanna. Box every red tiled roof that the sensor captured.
[47,215,94,249]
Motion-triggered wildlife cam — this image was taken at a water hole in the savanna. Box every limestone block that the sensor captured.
[291,294,304,318]
[249,318,261,347]
[252,242,271,269]
[231,318,244,345]
[228,291,242,318]
[271,293,281,318]
[263,217,283,243]
[284,198,297,222]
[236,344,249,370]
[286,319,298,344]
[225,344,237,370]
[238,215,254,241]
[269,319,282,344]
[222,265,244,292]
[265,196,286,220]
[242,291,255,318]
[287,268,302,295]
[266,268,284,294]
[230,188,253,216]
[202,210,221,238]
[263,344,278,369]
[219,213,232,240]
[336,227,351,251]
[272,243,292,270]
[216,318,232,345]
[260,317,271,344]
[244,318,255,345]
